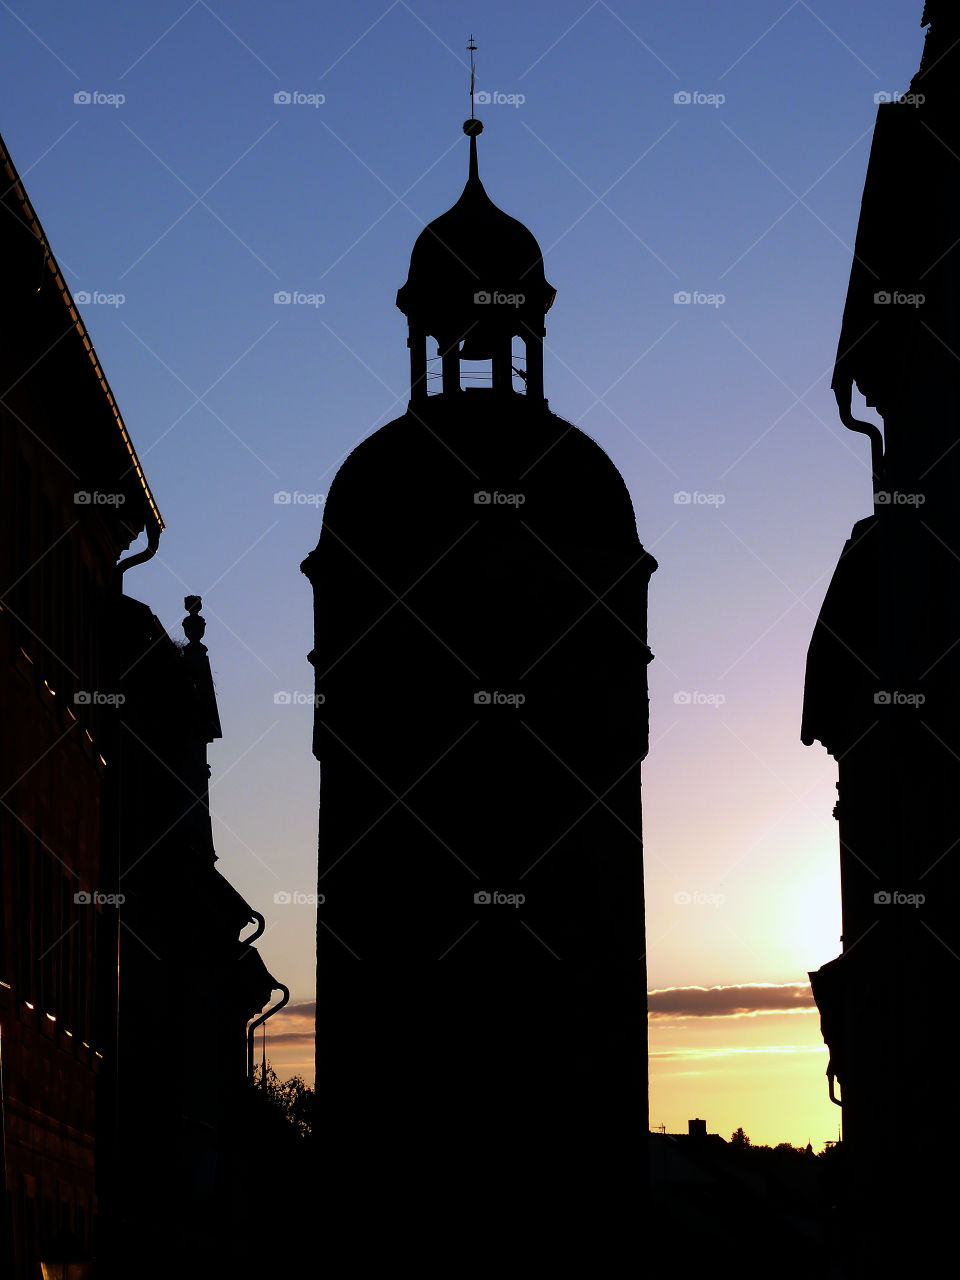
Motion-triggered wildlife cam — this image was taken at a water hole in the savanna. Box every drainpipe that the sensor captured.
[240,912,265,945]
[117,520,161,579]
[833,375,884,495]
[247,984,290,1085]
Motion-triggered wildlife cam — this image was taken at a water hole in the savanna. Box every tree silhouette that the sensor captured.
[251,1061,314,1140]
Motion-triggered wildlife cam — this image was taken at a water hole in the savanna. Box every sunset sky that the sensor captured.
[0,0,924,1149]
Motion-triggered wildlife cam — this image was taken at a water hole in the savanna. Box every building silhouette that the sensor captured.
[98,593,287,1275]
[302,99,656,1264]
[0,128,283,1278]
[648,1122,833,1276]
[804,3,960,1272]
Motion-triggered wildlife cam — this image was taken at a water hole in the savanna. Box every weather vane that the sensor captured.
[464,34,483,137]
[468,33,477,119]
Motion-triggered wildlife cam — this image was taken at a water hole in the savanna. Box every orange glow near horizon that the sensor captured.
[650,1008,839,1149]
[260,999,840,1151]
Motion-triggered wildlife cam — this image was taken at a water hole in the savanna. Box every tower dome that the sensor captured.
[397,121,555,398]
[397,125,555,330]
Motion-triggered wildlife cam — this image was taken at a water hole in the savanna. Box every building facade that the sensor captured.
[0,128,282,1278]
[804,4,960,1272]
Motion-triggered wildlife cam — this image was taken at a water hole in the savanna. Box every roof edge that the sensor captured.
[0,129,164,537]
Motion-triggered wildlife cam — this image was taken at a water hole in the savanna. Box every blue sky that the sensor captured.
[1,1,927,1143]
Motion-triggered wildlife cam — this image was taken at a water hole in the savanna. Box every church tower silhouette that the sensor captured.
[302,81,655,1264]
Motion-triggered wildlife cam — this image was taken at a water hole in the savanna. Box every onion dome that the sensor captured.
[396,120,555,359]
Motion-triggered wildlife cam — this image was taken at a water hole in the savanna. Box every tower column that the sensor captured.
[440,334,460,394]
[525,329,544,399]
[409,325,428,402]
[492,329,512,393]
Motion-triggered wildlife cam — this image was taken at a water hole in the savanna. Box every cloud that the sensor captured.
[252,989,819,1038]
[279,1000,316,1019]
[650,1044,824,1060]
[647,982,815,1019]
[252,999,316,1047]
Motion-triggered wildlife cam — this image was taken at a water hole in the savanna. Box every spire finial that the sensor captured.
[468,34,477,119]
[463,33,483,145]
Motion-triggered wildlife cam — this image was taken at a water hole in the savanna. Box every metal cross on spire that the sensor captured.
[468,34,477,118]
